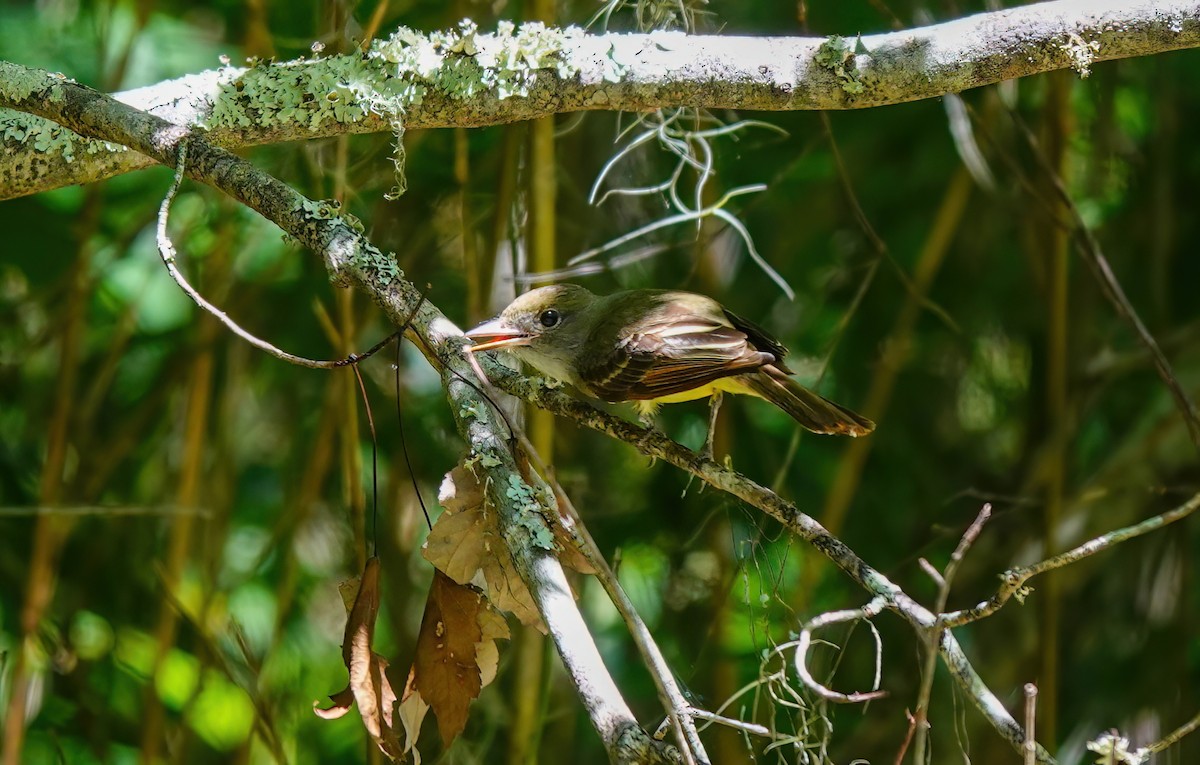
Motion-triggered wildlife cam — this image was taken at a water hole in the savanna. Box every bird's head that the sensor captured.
[464,284,597,383]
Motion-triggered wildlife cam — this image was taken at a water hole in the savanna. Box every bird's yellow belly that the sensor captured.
[632,376,761,417]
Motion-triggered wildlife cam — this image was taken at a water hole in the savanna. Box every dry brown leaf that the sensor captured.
[425,464,546,630]
[398,667,429,765]
[395,596,509,760]
[314,556,402,760]
[414,571,484,746]
[475,605,510,688]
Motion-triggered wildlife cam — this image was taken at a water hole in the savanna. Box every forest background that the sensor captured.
[1,0,1199,764]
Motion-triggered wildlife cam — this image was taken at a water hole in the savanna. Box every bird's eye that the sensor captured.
[539,309,561,328]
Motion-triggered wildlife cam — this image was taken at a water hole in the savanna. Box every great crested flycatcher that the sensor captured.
[464,284,874,437]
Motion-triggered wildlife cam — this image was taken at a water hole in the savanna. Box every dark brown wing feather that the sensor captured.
[581,322,773,402]
[721,308,793,374]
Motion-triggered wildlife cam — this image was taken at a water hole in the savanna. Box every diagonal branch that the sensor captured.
[4,0,1200,198]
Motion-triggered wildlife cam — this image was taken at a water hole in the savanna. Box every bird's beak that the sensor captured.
[464,317,531,352]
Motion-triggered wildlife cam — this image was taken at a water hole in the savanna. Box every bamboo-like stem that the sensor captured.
[139,314,217,762]
[1038,70,1073,750]
[457,127,484,324]
[511,3,558,758]
[0,189,96,765]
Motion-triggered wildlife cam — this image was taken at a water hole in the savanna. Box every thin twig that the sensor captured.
[1142,708,1200,757]
[793,597,889,704]
[911,504,993,762]
[685,707,774,739]
[940,492,1200,628]
[156,140,395,371]
[1012,113,1200,450]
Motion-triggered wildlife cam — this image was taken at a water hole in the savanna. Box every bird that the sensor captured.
[464,284,874,450]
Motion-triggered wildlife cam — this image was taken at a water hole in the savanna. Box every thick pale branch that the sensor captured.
[4,0,1200,198]
[437,372,671,764]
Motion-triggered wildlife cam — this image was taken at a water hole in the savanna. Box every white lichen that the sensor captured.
[1085,732,1146,765]
[1061,31,1101,78]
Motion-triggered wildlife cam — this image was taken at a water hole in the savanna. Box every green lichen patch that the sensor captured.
[814,35,864,95]
[203,20,586,198]
[351,242,401,286]
[0,111,127,162]
[204,20,585,135]
[0,62,63,103]
[0,65,124,162]
[503,474,556,550]
[375,19,584,101]
[205,54,376,132]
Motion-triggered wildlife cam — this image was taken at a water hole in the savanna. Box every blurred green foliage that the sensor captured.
[2,0,1199,764]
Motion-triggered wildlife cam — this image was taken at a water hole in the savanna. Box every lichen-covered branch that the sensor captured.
[4,0,1200,198]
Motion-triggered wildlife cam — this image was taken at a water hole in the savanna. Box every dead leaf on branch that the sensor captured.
[314,556,402,761]
[398,667,429,765]
[414,571,494,745]
[425,464,544,628]
[398,575,511,757]
[423,462,594,629]
[551,510,599,576]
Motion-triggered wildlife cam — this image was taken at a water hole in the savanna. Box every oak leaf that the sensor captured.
[398,578,510,757]
[413,571,484,746]
[425,464,546,629]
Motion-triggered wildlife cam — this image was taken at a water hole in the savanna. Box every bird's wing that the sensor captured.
[721,307,793,374]
[581,315,774,402]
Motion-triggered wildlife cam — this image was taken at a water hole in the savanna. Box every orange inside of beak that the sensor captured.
[465,335,531,353]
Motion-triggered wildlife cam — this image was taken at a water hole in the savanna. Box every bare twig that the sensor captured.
[941,492,1200,628]
[1142,709,1200,757]
[910,504,993,762]
[685,707,773,739]
[156,142,397,370]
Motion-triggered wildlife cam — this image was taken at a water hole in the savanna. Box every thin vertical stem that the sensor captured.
[457,128,483,323]
[1040,71,1073,750]
[139,319,216,762]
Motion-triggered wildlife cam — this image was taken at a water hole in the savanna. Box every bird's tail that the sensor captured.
[738,368,875,437]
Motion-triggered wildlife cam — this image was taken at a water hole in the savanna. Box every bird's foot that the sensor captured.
[699,391,724,462]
